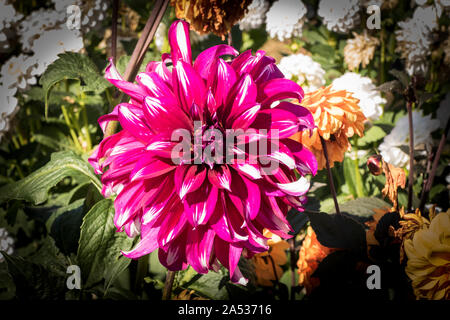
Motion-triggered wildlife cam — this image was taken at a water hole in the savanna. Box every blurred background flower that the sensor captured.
[0,0,23,53]
[344,30,379,71]
[265,0,307,41]
[239,0,269,31]
[317,0,360,34]
[0,227,14,263]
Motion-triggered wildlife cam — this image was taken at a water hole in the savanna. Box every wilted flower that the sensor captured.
[252,230,289,287]
[331,72,385,121]
[367,154,382,176]
[297,226,337,294]
[0,0,23,53]
[292,85,366,170]
[379,110,440,169]
[90,20,317,284]
[265,0,307,41]
[239,0,270,31]
[170,0,252,39]
[344,30,380,71]
[317,0,360,34]
[404,209,450,300]
[395,5,438,76]
[1,54,38,91]
[381,159,406,210]
[277,53,326,93]
[0,228,14,262]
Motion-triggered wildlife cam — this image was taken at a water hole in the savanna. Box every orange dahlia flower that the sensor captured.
[297,226,338,294]
[291,85,366,170]
[252,230,289,287]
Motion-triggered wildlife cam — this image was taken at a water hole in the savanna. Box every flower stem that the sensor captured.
[289,238,296,300]
[406,101,414,212]
[320,136,341,215]
[418,119,450,213]
[162,270,176,300]
[111,0,119,64]
[134,254,149,295]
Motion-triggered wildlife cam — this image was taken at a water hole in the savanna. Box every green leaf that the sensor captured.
[39,52,111,117]
[77,199,134,289]
[332,197,391,218]
[306,212,367,256]
[358,125,387,146]
[178,267,229,300]
[0,151,101,205]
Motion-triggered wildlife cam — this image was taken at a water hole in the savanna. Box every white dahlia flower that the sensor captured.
[1,54,38,91]
[277,53,325,93]
[318,0,360,34]
[18,8,65,53]
[0,228,14,263]
[379,110,440,168]
[239,0,270,31]
[331,72,385,121]
[31,27,84,76]
[53,0,109,34]
[0,0,23,52]
[265,0,307,41]
[0,84,18,140]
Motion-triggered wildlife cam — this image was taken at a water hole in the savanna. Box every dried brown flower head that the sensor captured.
[381,159,406,211]
[170,0,252,39]
[344,30,380,71]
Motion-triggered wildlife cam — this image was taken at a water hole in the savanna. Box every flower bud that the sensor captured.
[367,154,382,176]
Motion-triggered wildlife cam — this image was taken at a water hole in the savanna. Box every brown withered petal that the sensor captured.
[170,0,252,39]
[381,159,406,211]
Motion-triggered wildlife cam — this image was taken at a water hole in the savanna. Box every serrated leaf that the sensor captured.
[306,212,367,256]
[77,199,134,289]
[0,151,102,205]
[39,52,111,117]
[178,267,229,300]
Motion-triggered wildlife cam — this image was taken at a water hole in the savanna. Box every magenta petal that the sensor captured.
[282,139,318,176]
[208,165,232,191]
[276,176,310,196]
[258,78,304,107]
[194,44,239,79]
[175,165,207,200]
[122,224,160,259]
[130,157,175,181]
[158,228,189,271]
[145,53,172,83]
[227,74,257,121]
[207,58,237,107]
[105,59,147,102]
[231,104,260,130]
[158,204,187,248]
[186,227,215,274]
[143,96,192,131]
[172,60,206,113]
[118,103,152,142]
[252,108,300,139]
[274,102,315,131]
[168,20,192,64]
[98,104,120,134]
[136,72,176,103]
[184,181,218,227]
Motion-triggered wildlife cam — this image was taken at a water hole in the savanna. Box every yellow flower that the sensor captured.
[170,0,252,39]
[404,209,450,300]
[291,85,366,170]
[344,30,380,71]
[252,230,289,287]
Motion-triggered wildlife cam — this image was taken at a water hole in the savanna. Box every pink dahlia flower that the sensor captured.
[90,20,317,284]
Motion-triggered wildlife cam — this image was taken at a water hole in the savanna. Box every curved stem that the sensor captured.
[162,270,176,300]
[407,102,414,212]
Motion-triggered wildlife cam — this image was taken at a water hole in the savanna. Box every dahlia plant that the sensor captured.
[90,20,317,283]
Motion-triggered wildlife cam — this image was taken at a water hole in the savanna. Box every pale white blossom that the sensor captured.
[265,0,307,41]
[414,0,450,19]
[239,0,270,31]
[277,53,325,93]
[331,72,385,121]
[31,27,84,76]
[0,84,18,140]
[1,54,38,91]
[0,228,14,263]
[0,0,23,52]
[318,0,360,33]
[154,23,166,52]
[395,5,439,76]
[18,8,65,53]
[379,110,440,168]
[52,0,109,34]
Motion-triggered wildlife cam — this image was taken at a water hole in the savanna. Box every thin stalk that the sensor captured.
[267,254,280,284]
[134,255,149,295]
[227,31,232,46]
[162,270,176,300]
[61,105,83,151]
[418,119,450,212]
[320,136,341,215]
[289,238,296,300]
[81,102,92,151]
[104,0,168,138]
[406,102,414,212]
[111,0,119,64]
